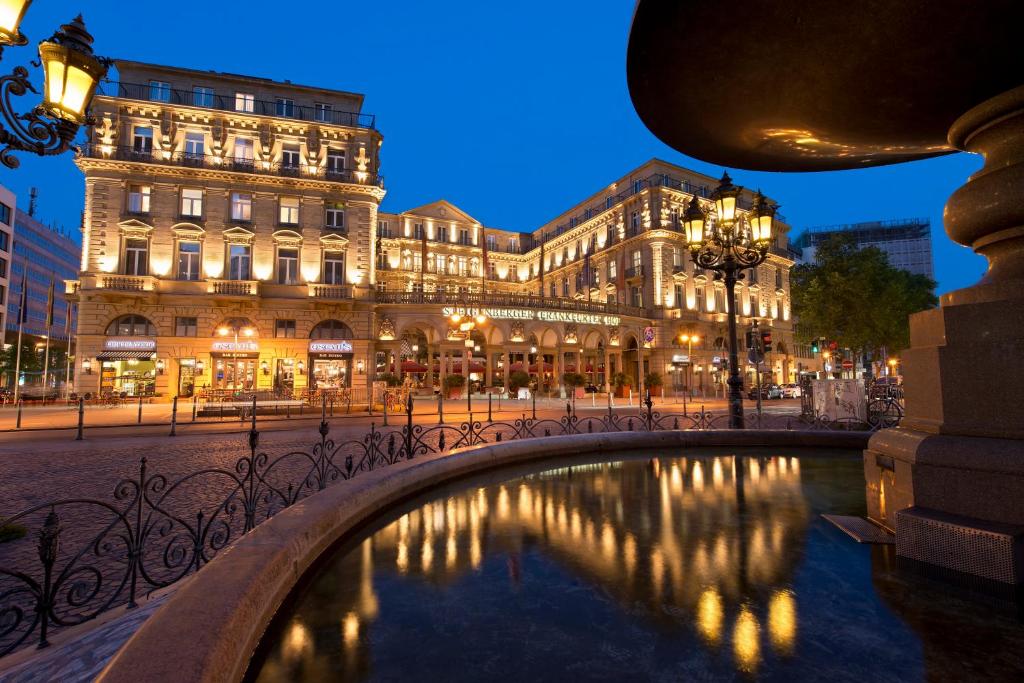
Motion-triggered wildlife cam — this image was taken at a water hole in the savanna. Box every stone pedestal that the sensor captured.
[864,85,1024,583]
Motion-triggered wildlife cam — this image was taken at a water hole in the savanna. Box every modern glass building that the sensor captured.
[793,218,934,279]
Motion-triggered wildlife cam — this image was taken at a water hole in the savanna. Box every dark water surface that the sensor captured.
[249,449,1024,682]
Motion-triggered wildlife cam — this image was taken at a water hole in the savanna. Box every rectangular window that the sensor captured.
[124,238,148,276]
[327,150,346,175]
[276,98,295,117]
[608,260,617,280]
[235,92,255,112]
[714,288,726,313]
[149,80,171,102]
[315,102,332,122]
[632,249,643,268]
[748,267,759,284]
[631,210,640,230]
[509,238,519,253]
[230,192,252,221]
[184,132,204,158]
[550,282,556,298]
[459,228,470,245]
[437,225,449,242]
[281,144,300,169]
[457,256,468,276]
[631,286,643,308]
[175,316,198,337]
[128,184,151,214]
[436,256,446,275]
[696,285,706,312]
[277,248,299,284]
[0,203,9,225]
[192,86,213,107]
[132,126,153,154]
[233,137,254,163]
[413,223,424,240]
[671,247,681,267]
[377,221,390,238]
[674,284,683,308]
[275,319,297,338]
[0,231,8,251]
[228,244,251,280]
[486,235,497,251]
[776,270,783,289]
[562,278,570,297]
[177,241,200,280]
[325,203,345,229]
[0,257,6,278]
[323,251,345,284]
[181,188,203,217]
[279,197,299,225]
[749,293,759,316]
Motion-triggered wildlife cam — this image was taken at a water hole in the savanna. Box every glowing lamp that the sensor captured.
[82,357,92,374]
[710,171,741,226]
[682,194,705,248]
[0,0,31,45]
[243,327,255,337]
[450,313,462,324]
[155,358,165,374]
[748,191,777,244]
[474,313,487,325]
[217,327,229,336]
[38,16,107,125]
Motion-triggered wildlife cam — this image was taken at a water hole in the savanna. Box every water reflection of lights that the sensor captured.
[734,606,761,672]
[283,621,311,660]
[342,611,360,648]
[697,588,723,644]
[769,590,797,654]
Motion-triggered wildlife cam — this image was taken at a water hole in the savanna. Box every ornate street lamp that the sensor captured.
[683,172,777,428]
[0,12,109,169]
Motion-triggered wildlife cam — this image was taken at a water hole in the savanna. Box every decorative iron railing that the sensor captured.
[0,395,896,658]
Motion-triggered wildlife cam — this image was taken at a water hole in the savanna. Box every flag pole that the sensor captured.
[12,321,23,403]
[41,276,54,402]
[12,269,28,403]
[64,303,74,399]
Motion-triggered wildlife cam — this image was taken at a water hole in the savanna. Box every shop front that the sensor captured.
[211,340,260,391]
[308,340,353,390]
[97,338,158,397]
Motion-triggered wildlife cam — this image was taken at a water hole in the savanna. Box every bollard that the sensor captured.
[16,399,23,429]
[628,389,633,406]
[286,401,291,419]
[251,394,257,432]
[488,393,493,422]
[75,397,84,440]
[467,386,472,416]
[330,396,335,417]
[192,396,197,422]
[438,392,444,424]
[219,401,224,421]
[322,395,327,423]
[169,396,178,436]
[383,393,389,426]
[137,395,144,424]
[532,388,537,420]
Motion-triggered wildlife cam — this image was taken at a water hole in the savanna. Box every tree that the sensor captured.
[0,337,42,388]
[791,234,937,370]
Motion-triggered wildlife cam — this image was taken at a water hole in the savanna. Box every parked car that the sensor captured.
[747,384,783,400]
[781,383,802,398]
[583,384,600,394]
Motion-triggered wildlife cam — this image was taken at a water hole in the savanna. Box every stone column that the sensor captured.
[552,347,561,398]
[426,344,435,391]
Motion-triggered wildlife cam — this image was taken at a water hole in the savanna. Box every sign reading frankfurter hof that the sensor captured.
[308,341,353,354]
[441,306,620,327]
[104,338,157,351]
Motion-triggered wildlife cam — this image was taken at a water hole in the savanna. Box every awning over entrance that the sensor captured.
[97,351,155,361]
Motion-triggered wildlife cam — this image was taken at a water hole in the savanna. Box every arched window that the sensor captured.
[106,314,157,337]
[310,319,353,339]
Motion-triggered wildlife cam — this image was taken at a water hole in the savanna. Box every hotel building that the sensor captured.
[72,61,806,399]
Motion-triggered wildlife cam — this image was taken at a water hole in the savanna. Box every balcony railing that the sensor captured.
[374,291,648,318]
[99,275,154,292]
[308,283,351,299]
[102,81,377,130]
[210,280,258,296]
[625,265,645,279]
[81,144,384,188]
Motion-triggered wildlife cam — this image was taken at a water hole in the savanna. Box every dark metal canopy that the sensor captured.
[626,0,1024,171]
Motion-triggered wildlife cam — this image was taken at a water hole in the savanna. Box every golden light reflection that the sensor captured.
[342,611,360,648]
[696,588,723,645]
[768,590,797,655]
[283,621,310,661]
[733,606,760,673]
[693,461,705,491]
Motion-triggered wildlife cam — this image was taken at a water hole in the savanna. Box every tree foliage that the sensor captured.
[790,234,937,354]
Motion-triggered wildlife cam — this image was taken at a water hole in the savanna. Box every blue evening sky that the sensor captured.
[3,1,985,294]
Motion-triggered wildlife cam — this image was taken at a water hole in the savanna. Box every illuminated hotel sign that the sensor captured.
[309,341,353,353]
[441,307,620,327]
[104,338,156,351]
[211,340,259,353]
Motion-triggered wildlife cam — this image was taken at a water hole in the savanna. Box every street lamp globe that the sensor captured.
[710,171,741,226]
[242,327,255,337]
[217,327,229,337]
[0,0,31,45]
[748,191,777,244]
[38,15,107,125]
[682,194,706,248]
[474,313,487,325]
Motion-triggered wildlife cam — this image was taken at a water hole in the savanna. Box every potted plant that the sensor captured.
[562,372,586,399]
[379,373,401,387]
[509,370,531,397]
[644,372,664,398]
[443,374,465,399]
[612,372,631,398]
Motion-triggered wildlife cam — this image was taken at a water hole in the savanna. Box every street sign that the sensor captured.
[842,359,854,369]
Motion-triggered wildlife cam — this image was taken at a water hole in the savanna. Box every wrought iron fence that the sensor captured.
[0,394,893,658]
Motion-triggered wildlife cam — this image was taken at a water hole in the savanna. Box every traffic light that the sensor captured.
[760,331,773,352]
[810,338,820,354]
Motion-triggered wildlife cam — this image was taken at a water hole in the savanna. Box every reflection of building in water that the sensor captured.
[256,455,808,680]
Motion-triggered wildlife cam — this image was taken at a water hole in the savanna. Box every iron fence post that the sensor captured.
[137,395,143,424]
[169,396,178,436]
[405,393,413,459]
[383,392,389,426]
[36,509,61,649]
[438,393,444,424]
[532,388,537,420]
[75,397,84,440]
[488,393,493,422]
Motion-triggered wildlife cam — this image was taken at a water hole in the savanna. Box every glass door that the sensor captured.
[178,359,196,397]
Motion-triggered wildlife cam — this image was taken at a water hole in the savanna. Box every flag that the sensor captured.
[64,302,73,337]
[584,248,592,302]
[17,269,28,325]
[539,232,546,298]
[45,276,55,328]
[480,227,488,287]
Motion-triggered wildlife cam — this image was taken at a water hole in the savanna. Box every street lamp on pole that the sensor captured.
[683,173,777,428]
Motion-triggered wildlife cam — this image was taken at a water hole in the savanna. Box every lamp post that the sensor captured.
[0,9,109,168]
[677,332,700,415]
[682,172,777,428]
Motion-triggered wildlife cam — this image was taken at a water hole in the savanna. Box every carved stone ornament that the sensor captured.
[564,324,579,345]
[510,321,525,342]
[378,316,396,341]
[609,326,620,347]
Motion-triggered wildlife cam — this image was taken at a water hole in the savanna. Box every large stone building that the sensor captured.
[71,61,808,400]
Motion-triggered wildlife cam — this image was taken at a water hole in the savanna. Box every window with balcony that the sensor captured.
[235,92,255,113]
[714,288,726,313]
[279,197,299,225]
[696,285,706,312]
[325,203,345,230]
[149,80,171,102]
[181,188,203,218]
[275,319,297,338]
[327,150,345,176]
[175,316,197,336]
[377,251,390,270]
[192,86,213,107]
[323,250,345,284]
[277,248,298,284]
[228,244,251,280]
[233,138,254,168]
[377,221,390,238]
[276,98,295,117]
[674,284,683,308]
[413,223,424,240]
[184,132,204,159]
[550,282,556,298]
[128,185,151,214]
[488,261,497,279]
[315,102,332,122]
[177,241,200,280]
[436,256,446,275]
[670,208,680,229]
[631,210,640,231]
[459,229,470,246]
[631,286,643,308]
[230,192,252,221]
[508,238,519,253]
[633,179,643,194]
[486,235,497,251]
[124,238,148,276]
[436,225,450,243]
[132,127,153,155]
[608,260,617,281]
[562,278,569,297]
[631,249,642,269]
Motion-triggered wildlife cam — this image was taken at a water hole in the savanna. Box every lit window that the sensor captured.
[192,86,213,107]
[132,126,152,154]
[228,244,251,280]
[277,248,299,285]
[279,197,300,225]
[124,238,148,275]
[323,251,345,284]
[184,132,204,159]
[128,185,151,214]
[325,203,345,229]
[281,144,300,169]
[233,138,254,162]
[149,80,171,102]
[230,192,252,221]
[315,102,332,122]
[235,92,255,113]
[181,188,203,218]
[177,242,200,281]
